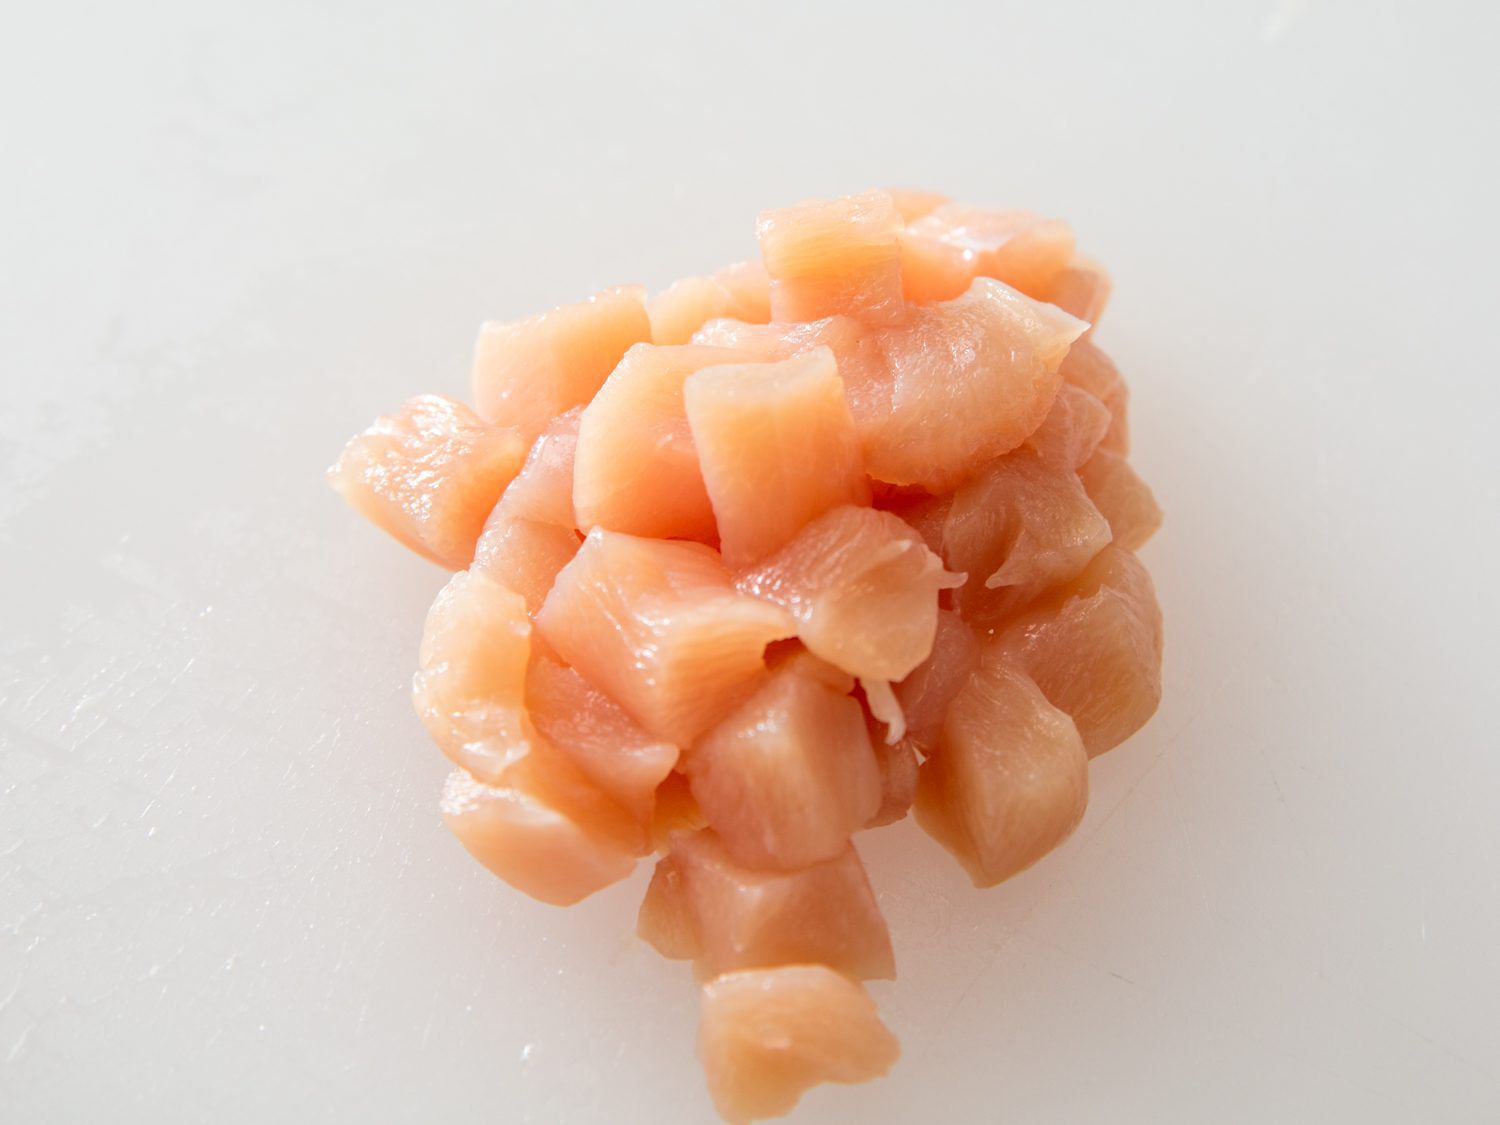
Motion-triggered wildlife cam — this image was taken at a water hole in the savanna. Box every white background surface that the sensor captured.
[3,2,1498,1121]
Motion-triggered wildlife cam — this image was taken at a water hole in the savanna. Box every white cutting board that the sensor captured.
[3,2,1497,1121]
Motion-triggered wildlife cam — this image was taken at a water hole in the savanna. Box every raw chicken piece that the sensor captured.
[649,261,771,346]
[691,315,888,448]
[1079,449,1163,552]
[525,655,678,824]
[411,569,534,783]
[915,654,1088,886]
[1059,338,1129,455]
[892,609,981,752]
[864,279,1087,488]
[900,203,1075,304]
[328,395,526,570]
[1024,382,1113,471]
[737,506,963,683]
[1044,254,1112,330]
[472,409,583,612]
[418,575,645,903]
[942,449,1113,627]
[685,349,870,566]
[775,651,912,821]
[638,829,894,980]
[535,529,794,745]
[699,966,900,1124]
[442,766,640,907]
[574,344,771,542]
[487,406,581,527]
[471,286,650,440]
[684,657,880,870]
[757,190,904,323]
[697,279,1087,490]
[992,545,1163,757]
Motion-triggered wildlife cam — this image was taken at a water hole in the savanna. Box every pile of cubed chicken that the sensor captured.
[330,190,1162,1123]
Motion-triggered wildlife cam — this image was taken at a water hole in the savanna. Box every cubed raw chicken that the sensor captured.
[683,655,880,870]
[638,829,894,980]
[698,965,900,1124]
[411,569,534,783]
[330,188,1166,1122]
[442,765,641,907]
[471,286,650,440]
[574,344,773,542]
[757,190,904,323]
[525,654,679,824]
[992,545,1164,756]
[736,505,962,682]
[1024,382,1113,470]
[328,395,526,570]
[472,408,584,613]
[915,652,1088,886]
[942,449,1113,627]
[536,529,794,745]
[685,348,870,566]
[697,277,1089,490]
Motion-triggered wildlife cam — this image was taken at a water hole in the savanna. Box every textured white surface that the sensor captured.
[3,2,1498,1121]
